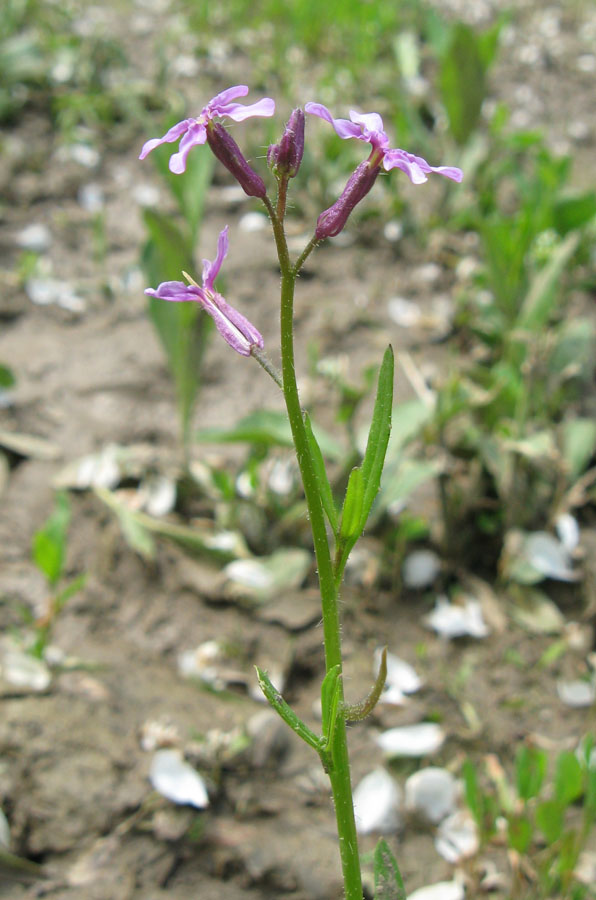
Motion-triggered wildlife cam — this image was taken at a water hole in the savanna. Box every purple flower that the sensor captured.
[139,86,275,174]
[145,227,264,357]
[305,103,463,184]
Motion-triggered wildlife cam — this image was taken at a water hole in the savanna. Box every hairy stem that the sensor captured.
[263,195,363,900]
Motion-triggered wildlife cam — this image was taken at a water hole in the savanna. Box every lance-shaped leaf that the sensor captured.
[373,838,406,900]
[360,346,394,527]
[255,667,323,753]
[320,664,342,752]
[339,467,364,542]
[335,348,394,579]
[304,412,339,535]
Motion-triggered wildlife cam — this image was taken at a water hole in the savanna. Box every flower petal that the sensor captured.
[144,282,201,302]
[207,85,250,112]
[305,102,363,140]
[139,119,194,160]
[383,150,428,183]
[349,110,386,137]
[202,226,229,291]
[169,122,208,173]
[222,97,276,121]
[200,290,264,356]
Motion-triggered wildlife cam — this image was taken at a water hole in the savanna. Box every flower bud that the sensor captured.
[314,161,380,240]
[267,108,305,179]
[206,122,267,198]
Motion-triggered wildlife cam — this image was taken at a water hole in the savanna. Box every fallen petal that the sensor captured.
[149,749,209,808]
[408,881,464,900]
[375,723,445,758]
[425,595,488,639]
[353,768,402,835]
[435,810,479,863]
[403,549,441,588]
[557,678,596,708]
[405,767,458,824]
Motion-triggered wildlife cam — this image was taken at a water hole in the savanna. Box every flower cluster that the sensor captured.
[141,86,463,355]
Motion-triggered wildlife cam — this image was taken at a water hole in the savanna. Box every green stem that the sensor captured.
[263,195,363,900]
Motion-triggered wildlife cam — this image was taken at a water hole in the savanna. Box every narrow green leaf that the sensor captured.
[32,492,71,586]
[507,814,533,854]
[320,664,341,751]
[554,751,583,806]
[373,838,406,900]
[304,412,339,534]
[517,231,579,331]
[439,23,487,145]
[359,346,394,530]
[0,364,15,389]
[255,667,323,753]
[339,467,364,542]
[536,799,565,844]
[516,744,547,801]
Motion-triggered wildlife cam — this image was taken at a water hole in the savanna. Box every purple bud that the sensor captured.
[314,161,380,240]
[206,123,267,198]
[267,108,305,179]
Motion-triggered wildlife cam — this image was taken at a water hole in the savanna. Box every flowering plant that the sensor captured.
[140,87,462,900]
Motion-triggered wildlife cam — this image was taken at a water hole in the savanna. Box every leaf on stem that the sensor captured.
[304,411,339,535]
[343,647,387,722]
[320,664,341,751]
[373,837,406,900]
[255,666,323,753]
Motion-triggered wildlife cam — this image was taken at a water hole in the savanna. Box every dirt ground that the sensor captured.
[1,2,596,898]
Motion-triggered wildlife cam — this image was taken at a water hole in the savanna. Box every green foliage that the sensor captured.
[463,743,596,898]
[373,838,406,900]
[30,493,85,657]
[32,491,71,587]
[438,22,499,146]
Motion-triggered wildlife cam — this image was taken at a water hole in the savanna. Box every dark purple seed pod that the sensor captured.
[206,122,267,199]
[315,161,380,240]
[267,108,305,179]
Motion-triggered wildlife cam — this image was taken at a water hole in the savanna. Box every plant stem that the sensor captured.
[264,195,363,900]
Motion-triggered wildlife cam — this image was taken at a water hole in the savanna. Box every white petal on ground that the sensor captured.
[149,749,209,808]
[408,881,464,900]
[405,767,458,824]
[375,723,445,758]
[435,810,479,863]
[424,595,488,639]
[375,648,422,705]
[555,514,580,553]
[388,297,422,328]
[15,223,52,252]
[26,278,85,313]
[353,768,403,835]
[524,531,579,582]
[403,549,441,588]
[2,648,51,692]
[557,678,596,708]
[225,558,274,591]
